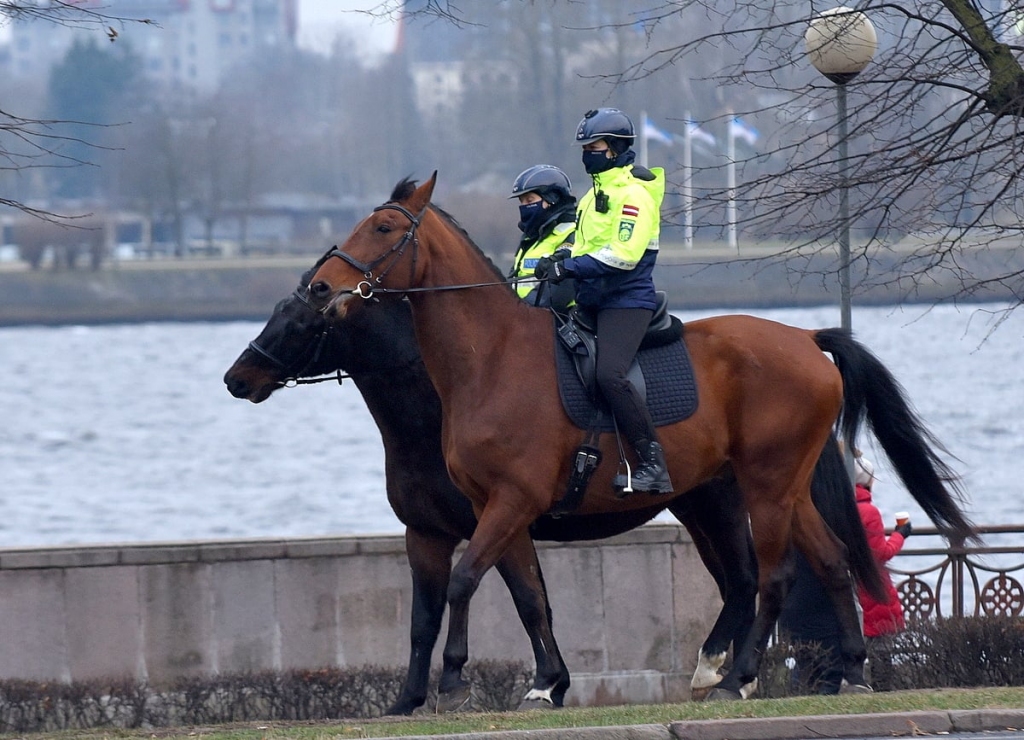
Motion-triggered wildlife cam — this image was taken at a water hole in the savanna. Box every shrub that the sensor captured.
[0,660,532,732]
[757,616,1024,698]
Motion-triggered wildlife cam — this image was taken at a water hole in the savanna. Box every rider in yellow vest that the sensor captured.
[534,108,671,495]
[508,164,576,312]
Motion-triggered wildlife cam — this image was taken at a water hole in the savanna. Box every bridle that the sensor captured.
[246,287,344,387]
[246,285,424,387]
[324,203,423,300]
[320,202,515,301]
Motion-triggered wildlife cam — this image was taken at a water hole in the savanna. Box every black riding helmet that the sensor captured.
[575,108,635,155]
[508,164,574,206]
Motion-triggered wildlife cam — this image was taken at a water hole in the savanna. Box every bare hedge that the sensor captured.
[758,616,1024,697]
[0,617,1019,731]
[0,661,532,733]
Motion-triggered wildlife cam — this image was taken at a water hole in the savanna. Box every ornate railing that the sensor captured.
[891,525,1024,619]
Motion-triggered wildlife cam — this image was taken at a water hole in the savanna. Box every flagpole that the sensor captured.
[683,110,693,250]
[727,114,738,252]
[639,109,649,168]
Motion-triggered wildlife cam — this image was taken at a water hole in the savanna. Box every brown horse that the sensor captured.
[305,174,974,704]
[223,264,762,711]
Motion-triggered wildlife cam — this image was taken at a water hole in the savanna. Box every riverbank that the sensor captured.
[1,240,1020,326]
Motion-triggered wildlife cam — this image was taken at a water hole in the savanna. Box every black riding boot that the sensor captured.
[616,440,674,495]
[633,440,674,494]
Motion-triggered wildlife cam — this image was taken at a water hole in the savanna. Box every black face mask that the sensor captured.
[518,201,547,234]
[582,149,616,175]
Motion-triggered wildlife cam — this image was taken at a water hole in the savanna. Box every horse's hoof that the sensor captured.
[517,697,557,711]
[435,684,472,713]
[385,698,421,716]
[705,687,745,701]
[839,682,873,695]
[740,678,758,700]
[518,687,559,710]
[690,686,714,702]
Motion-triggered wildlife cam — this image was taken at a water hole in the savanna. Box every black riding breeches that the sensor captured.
[594,307,656,447]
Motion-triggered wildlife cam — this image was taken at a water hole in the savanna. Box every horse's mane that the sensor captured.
[390,177,509,287]
[389,178,418,203]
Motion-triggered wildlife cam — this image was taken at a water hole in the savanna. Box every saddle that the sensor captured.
[554,292,698,432]
[546,293,698,516]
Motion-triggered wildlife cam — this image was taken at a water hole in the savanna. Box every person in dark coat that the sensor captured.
[777,549,846,694]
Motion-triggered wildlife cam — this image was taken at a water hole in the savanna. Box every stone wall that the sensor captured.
[0,524,722,707]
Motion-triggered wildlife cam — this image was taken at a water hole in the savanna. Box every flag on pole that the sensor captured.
[729,116,760,147]
[642,114,674,146]
[686,118,717,148]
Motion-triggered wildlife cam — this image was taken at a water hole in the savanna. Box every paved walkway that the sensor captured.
[396,708,1024,739]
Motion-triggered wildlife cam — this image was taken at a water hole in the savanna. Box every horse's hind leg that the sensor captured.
[495,540,570,709]
[388,528,460,715]
[668,479,758,698]
[704,465,819,701]
[707,528,800,700]
[713,494,868,700]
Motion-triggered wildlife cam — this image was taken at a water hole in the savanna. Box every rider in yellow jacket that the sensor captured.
[534,108,671,495]
[570,158,664,311]
[508,164,576,312]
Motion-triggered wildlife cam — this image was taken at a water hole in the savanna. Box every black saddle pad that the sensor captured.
[555,325,699,432]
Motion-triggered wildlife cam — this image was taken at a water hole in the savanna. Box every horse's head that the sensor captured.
[308,173,438,319]
[223,256,335,402]
[225,247,426,402]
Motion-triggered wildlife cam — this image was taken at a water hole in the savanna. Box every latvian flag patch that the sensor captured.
[621,204,640,218]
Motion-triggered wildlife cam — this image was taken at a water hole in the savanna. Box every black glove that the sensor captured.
[895,522,913,538]
[551,246,572,262]
[534,257,570,284]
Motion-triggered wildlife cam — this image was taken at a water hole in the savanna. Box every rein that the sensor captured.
[323,202,517,300]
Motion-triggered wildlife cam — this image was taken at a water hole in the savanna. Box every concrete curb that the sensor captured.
[401,727,672,739]
[669,709,1024,739]
[393,709,1024,740]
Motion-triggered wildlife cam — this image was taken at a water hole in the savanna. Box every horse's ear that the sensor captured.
[409,171,438,212]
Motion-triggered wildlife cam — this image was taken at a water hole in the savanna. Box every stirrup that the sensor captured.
[613,461,634,499]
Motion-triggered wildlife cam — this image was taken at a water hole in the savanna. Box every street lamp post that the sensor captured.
[805,7,877,337]
[805,7,876,479]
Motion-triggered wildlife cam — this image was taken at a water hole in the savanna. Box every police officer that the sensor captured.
[534,108,671,495]
[508,164,576,311]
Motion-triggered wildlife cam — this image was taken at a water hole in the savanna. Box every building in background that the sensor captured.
[3,0,297,95]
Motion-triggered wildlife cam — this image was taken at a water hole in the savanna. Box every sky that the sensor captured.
[296,0,400,60]
[0,1,401,60]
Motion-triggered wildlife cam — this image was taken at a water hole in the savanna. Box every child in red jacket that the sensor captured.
[855,456,912,689]
[855,456,912,636]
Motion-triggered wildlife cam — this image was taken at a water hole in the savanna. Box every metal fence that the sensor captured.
[891,525,1024,619]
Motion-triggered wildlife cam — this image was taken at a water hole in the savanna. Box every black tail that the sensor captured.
[811,432,887,602]
[814,328,976,543]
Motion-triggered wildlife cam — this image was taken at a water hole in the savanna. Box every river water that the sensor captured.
[1,302,1022,548]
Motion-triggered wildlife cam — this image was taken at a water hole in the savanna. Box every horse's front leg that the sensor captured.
[387,528,460,715]
[437,504,539,713]
[494,533,570,709]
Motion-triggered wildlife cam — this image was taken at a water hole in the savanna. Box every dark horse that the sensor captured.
[304,174,975,706]
[224,263,760,711]
[224,255,872,711]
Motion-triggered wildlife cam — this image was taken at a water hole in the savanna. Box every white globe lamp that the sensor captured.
[805,7,877,85]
